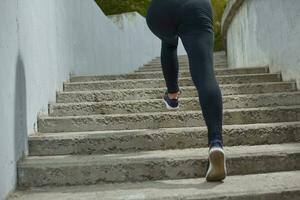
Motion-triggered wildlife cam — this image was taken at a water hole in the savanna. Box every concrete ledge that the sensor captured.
[221,0,246,50]
[223,0,300,89]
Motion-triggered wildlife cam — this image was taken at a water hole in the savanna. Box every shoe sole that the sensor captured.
[205,147,227,182]
[163,98,179,110]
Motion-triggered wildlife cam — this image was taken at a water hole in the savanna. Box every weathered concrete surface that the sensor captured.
[223,0,300,89]
[63,73,282,93]
[0,0,186,198]
[60,81,296,102]
[221,0,245,50]
[136,64,227,72]
[9,171,300,200]
[49,91,300,116]
[29,121,300,156]
[70,66,269,82]
[134,66,267,77]
[37,105,300,133]
[142,60,227,66]
[17,143,300,187]
[139,55,228,72]
[141,59,225,64]
[150,51,226,62]
[0,1,21,198]
[135,64,227,72]
[141,56,227,64]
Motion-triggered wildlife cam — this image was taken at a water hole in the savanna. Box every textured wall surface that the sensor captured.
[0,0,186,199]
[0,1,20,199]
[223,0,300,89]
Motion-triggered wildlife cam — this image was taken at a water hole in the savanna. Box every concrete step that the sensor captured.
[50,91,300,116]
[145,59,227,65]
[69,66,266,82]
[143,59,227,68]
[37,105,300,133]
[135,66,264,75]
[17,143,300,187]
[142,60,227,67]
[29,121,300,156]
[10,171,300,200]
[150,55,226,61]
[135,65,227,72]
[153,52,226,58]
[142,62,227,67]
[70,66,269,82]
[59,82,296,103]
[151,53,226,61]
[65,73,282,92]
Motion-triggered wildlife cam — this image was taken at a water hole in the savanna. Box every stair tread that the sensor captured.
[72,66,267,77]
[67,72,279,84]
[61,81,292,94]
[9,171,300,200]
[135,65,267,72]
[39,104,300,119]
[51,90,300,106]
[16,49,300,194]
[30,121,300,139]
[19,143,300,167]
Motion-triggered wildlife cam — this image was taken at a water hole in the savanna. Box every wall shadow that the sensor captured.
[14,50,28,178]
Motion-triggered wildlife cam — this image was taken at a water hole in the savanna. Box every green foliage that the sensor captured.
[95,0,151,16]
[211,0,227,51]
[95,0,227,51]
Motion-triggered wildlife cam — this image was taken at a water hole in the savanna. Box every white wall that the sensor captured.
[0,1,20,199]
[225,0,300,89]
[0,0,186,199]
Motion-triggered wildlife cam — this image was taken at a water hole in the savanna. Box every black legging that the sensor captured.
[146,0,223,146]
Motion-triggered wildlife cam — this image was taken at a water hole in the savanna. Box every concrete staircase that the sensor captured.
[10,51,300,199]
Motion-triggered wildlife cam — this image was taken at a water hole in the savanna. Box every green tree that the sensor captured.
[95,0,150,16]
[95,0,227,51]
[211,0,227,51]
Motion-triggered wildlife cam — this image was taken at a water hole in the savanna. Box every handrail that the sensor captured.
[221,0,246,52]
